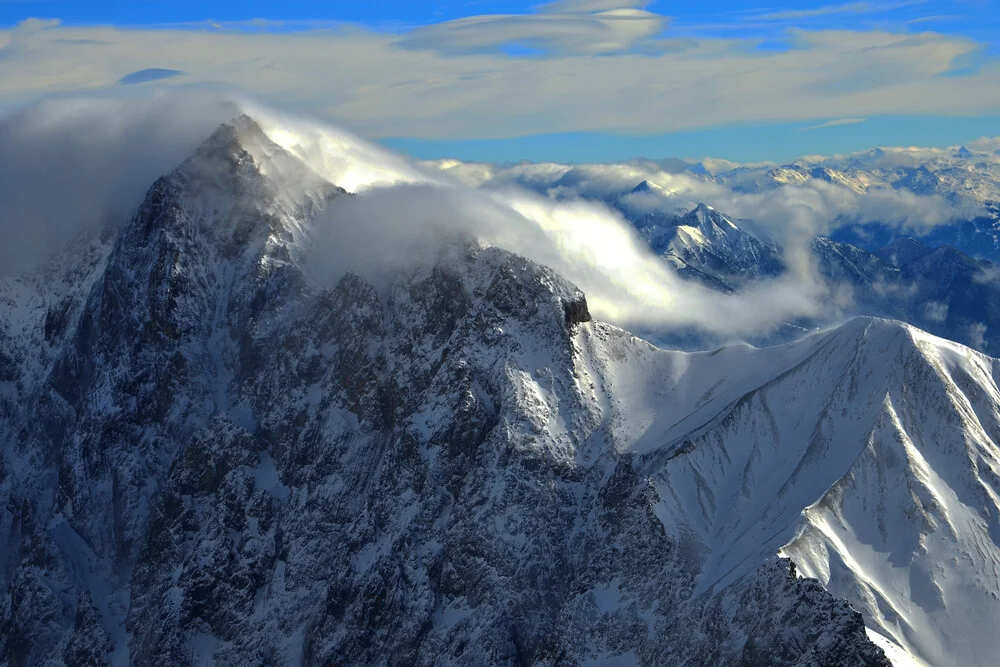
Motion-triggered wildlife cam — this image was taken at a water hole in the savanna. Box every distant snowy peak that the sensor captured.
[662,203,783,284]
[418,136,1000,209]
[629,179,667,195]
[764,164,870,193]
[612,195,785,288]
[811,236,893,287]
[890,165,942,195]
[678,202,738,234]
[710,143,1000,201]
[669,204,736,257]
[809,166,873,193]
[763,165,811,188]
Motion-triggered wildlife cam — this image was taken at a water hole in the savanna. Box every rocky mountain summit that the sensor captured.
[4,115,1000,666]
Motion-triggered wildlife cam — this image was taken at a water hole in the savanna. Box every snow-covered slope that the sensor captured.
[610,317,1000,667]
[780,323,1000,666]
[3,113,1000,666]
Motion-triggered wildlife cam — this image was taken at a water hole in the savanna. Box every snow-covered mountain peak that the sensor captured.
[760,164,871,193]
[135,114,348,281]
[192,113,265,157]
[9,107,1000,665]
[629,179,666,195]
[179,113,341,209]
[683,201,736,231]
[766,164,812,187]
[180,114,277,185]
[655,202,783,284]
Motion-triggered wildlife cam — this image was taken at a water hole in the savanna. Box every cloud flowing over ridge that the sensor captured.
[229,100,838,336]
[304,183,829,336]
[0,92,982,341]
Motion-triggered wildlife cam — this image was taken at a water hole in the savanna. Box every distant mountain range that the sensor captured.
[426,143,1000,357]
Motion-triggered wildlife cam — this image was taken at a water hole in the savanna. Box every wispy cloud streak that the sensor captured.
[801,117,867,130]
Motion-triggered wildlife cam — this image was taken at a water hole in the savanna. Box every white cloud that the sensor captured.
[0,18,996,139]
[923,300,949,322]
[306,182,832,335]
[968,136,1000,152]
[801,118,867,130]
[396,8,669,55]
[969,322,988,350]
[753,1,924,21]
[907,15,963,25]
[973,265,1000,285]
[537,0,651,13]
[0,89,241,274]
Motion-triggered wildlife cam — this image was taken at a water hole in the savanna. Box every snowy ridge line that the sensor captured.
[641,325,854,467]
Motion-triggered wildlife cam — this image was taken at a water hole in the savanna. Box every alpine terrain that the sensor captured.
[3,114,1000,667]
[427,149,1000,358]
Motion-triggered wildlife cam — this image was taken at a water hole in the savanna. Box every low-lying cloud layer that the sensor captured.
[430,156,982,239]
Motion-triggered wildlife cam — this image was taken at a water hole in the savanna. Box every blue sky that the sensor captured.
[0,0,993,36]
[0,0,997,163]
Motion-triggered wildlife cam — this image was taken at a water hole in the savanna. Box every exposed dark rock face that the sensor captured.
[63,593,112,667]
[563,295,591,327]
[0,118,893,666]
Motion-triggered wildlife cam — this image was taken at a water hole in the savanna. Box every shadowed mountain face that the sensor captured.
[789,235,1000,355]
[831,212,1000,266]
[6,115,1000,667]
